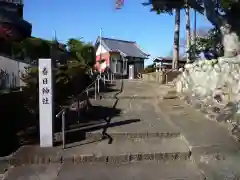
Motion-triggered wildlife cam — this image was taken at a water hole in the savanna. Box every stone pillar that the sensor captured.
[38,59,54,147]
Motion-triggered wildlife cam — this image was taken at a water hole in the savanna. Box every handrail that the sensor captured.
[56,71,114,149]
[55,74,101,118]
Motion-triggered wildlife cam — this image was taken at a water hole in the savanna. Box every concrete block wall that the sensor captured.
[0,55,31,89]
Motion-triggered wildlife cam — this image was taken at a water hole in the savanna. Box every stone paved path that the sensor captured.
[2,79,240,180]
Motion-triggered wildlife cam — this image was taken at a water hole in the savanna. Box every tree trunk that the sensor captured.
[193,9,197,57]
[185,4,191,63]
[172,8,180,69]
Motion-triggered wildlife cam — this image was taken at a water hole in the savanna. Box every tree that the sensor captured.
[115,0,239,63]
[190,27,223,59]
[67,38,95,67]
[185,0,191,62]
[21,60,91,119]
[12,38,48,59]
[173,9,181,69]
[142,2,182,69]
[145,0,240,38]
[80,44,96,67]
[193,9,197,57]
[143,63,155,73]
[198,0,240,35]
[144,0,203,68]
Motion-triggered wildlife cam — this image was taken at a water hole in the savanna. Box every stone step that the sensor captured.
[54,98,181,143]
[56,161,202,180]
[158,99,240,155]
[161,85,178,99]
[54,118,180,142]
[4,154,240,180]
[3,161,204,180]
[10,137,190,165]
[55,131,180,144]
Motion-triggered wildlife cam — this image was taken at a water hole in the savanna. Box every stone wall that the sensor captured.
[142,71,181,84]
[176,59,240,140]
[142,72,165,83]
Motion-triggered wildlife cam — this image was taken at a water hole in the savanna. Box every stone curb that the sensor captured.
[86,132,180,140]
[99,96,163,100]
[8,151,191,166]
[54,132,181,143]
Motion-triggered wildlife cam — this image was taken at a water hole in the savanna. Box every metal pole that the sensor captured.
[95,81,97,100]
[104,75,105,86]
[166,72,168,84]
[111,73,113,84]
[77,99,80,123]
[62,110,66,149]
[97,78,100,93]
[100,28,102,77]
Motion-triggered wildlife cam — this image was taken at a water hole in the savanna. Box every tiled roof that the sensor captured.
[154,56,187,62]
[96,37,149,58]
[0,0,23,5]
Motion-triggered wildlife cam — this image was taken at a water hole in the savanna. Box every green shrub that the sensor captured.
[142,67,156,74]
[21,60,91,116]
[0,61,92,156]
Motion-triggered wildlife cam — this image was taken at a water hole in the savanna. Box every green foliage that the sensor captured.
[67,38,96,67]
[189,27,223,58]
[220,0,238,10]
[10,37,95,116]
[1,36,96,155]
[143,0,185,14]
[143,64,156,73]
[144,0,240,30]
[9,36,96,69]
[11,37,55,61]
[21,61,91,117]
[0,91,32,156]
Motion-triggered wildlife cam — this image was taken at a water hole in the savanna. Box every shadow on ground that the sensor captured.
[65,105,122,129]
[56,102,140,147]
[54,79,128,147]
[86,81,119,98]
[63,118,141,148]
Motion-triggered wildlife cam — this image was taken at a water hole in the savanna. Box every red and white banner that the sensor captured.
[116,0,124,9]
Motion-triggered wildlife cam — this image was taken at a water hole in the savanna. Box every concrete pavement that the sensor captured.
[2,79,240,180]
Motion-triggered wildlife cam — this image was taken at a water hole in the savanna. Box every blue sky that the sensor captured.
[24,0,212,65]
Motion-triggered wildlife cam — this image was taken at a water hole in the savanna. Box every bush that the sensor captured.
[0,61,92,156]
[142,67,155,74]
[0,92,33,156]
[21,60,92,115]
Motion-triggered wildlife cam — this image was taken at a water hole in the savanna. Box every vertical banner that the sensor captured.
[116,0,124,9]
[39,59,54,147]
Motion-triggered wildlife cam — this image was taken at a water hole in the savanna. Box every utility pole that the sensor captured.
[99,28,102,76]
